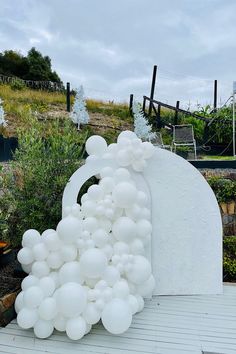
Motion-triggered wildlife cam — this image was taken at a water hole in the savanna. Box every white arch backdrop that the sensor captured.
[62,148,222,296]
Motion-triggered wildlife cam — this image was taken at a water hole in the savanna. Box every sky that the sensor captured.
[0,0,236,108]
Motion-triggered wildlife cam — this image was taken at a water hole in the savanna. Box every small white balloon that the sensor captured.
[31,261,50,278]
[103,266,120,286]
[83,217,98,233]
[17,308,38,329]
[32,243,49,261]
[57,216,82,244]
[42,231,60,251]
[100,166,114,178]
[60,245,77,262]
[112,217,137,243]
[130,239,145,255]
[116,149,132,167]
[38,297,57,321]
[113,241,130,255]
[113,280,130,298]
[83,303,101,325]
[22,229,41,248]
[99,176,115,193]
[86,135,107,156]
[132,159,146,172]
[39,276,56,297]
[117,131,137,142]
[21,275,38,291]
[66,316,86,340]
[126,256,151,284]
[92,229,109,248]
[87,184,104,201]
[34,319,54,339]
[136,295,145,312]
[15,291,24,314]
[128,294,139,314]
[47,252,64,269]
[24,286,44,309]
[81,200,97,217]
[142,141,155,158]
[114,168,131,182]
[136,275,156,297]
[101,298,132,334]
[98,218,112,233]
[136,219,152,238]
[17,247,34,265]
[53,314,67,332]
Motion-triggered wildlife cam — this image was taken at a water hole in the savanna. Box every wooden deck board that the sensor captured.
[0,285,235,354]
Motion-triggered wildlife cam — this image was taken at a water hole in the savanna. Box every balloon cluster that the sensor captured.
[15,131,156,340]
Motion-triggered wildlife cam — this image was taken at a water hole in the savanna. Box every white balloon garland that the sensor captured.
[16,130,156,340]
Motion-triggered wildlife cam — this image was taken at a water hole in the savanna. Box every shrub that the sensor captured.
[10,79,26,91]
[207,177,235,203]
[223,236,236,281]
[0,114,88,246]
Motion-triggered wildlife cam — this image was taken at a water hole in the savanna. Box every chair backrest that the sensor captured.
[149,132,163,147]
[173,125,195,143]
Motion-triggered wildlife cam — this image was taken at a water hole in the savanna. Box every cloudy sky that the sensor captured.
[0,0,236,108]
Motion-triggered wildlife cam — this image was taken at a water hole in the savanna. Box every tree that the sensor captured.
[132,101,156,140]
[70,86,89,129]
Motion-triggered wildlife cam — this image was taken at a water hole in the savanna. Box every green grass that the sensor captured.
[201,155,236,161]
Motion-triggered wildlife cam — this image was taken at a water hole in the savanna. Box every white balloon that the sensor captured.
[21,263,32,274]
[136,275,156,297]
[125,204,142,221]
[86,154,99,164]
[100,167,114,178]
[95,299,105,311]
[92,229,109,248]
[49,271,60,288]
[101,244,114,260]
[53,314,67,332]
[23,286,44,309]
[47,252,64,269]
[38,297,57,320]
[132,159,146,172]
[112,182,137,208]
[99,176,115,193]
[66,316,86,340]
[34,319,54,338]
[83,217,98,233]
[17,308,38,329]
[102,298,132,334]
[114,168,131,182]
[117,131,137,142]
[17,247,34,265]
[113,280,129,298]
[80,248,107,279]
[116,149,132,167]
[113,241,130,255]
[112,217,137,243]
[15,291,24,314]
[39,277,56,297]
[136,294,145,312]
[81,200,97,217]
[81,193,89,204]
[87,184,104,201]
[57,283,87,318]
[136,219,152,238]
[86,135,107,156]
[21,275,38,291]
[60,245,77,262]
[31,261,50,278]
[59,261,84,285]
[32,243,49,261]
[128,294,139,315]
[22,229,41,248]
[136,191,148,206]
[57,216,82,244]
[98,218,112,233]
[103,266,120,286]
[42,231,60,251]
[130,239,145,255]
[85,323,92,335]
[83,303,101,324]
[126,256,151,284]
[142,141,155,158]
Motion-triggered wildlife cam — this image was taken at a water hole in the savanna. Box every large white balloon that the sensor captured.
[57,283,87,317]
[112,182,137,208]
[38,298,57,321]
[34,319,54,339]
[102,298,132,334]
[17,308,38,329]
[31,261,50,278]
[23,286,44,309]
[126,256,152,284]
[17,248,34,265]
[22,229,41,248]
[80,248,107,278]
[83,303,101,324]
[32,243,49,261]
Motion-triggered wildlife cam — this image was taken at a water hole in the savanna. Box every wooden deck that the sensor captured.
[0,285,236,354]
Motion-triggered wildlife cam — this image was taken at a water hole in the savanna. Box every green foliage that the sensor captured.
[0,48,61,83]
[223,236,236,281]
[0,115,88,246]
[10,78,26,91]
[207,177,236,203]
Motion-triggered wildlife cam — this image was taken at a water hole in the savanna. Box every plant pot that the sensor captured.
[227,201,235,215]
[220,202,227,214]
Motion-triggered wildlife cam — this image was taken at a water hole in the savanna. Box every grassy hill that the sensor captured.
[0,84,133,142]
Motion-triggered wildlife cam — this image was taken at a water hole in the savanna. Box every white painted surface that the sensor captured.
[1,285,236,354]
[144,148,222,295]
[62,148,222,296]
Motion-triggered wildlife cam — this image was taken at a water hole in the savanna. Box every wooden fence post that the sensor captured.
[213,80,217,112]
[157,104,161,128]
[66,82,71,112]
[174,101,180,125]
[148,65,157,116]
[129,94,134,113]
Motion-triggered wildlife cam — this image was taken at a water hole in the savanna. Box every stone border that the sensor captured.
[0,290,20,327]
